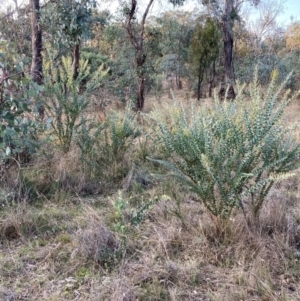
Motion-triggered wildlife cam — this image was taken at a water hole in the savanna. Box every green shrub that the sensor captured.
[42,55,108,153]
[0,54,41,205]
[150,69,300,222]
[76,103,140,181]
[81,47,110,74]
[0,53,40,162]
[112,191,154,235]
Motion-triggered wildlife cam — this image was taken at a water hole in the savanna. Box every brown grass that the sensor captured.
[1,177,299,300]
[1,88,300,300]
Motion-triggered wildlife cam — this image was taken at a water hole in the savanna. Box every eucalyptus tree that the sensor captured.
[0,1,42,83]
[249,0,285,43]
[189,16,221,100]
[234,0,287,85]
[123,0,156,110]
[168,0,260,99]
[42,0,97,78]
[0,3,31,59]
[106,22,139,102]
[153,11,194,90]
[196,0,256,98]
[103,17,161,104]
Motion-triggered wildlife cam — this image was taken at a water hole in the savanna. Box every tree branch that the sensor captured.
[124,0,139,49]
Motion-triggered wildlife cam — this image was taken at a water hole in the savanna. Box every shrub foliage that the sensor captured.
[150,70,300,221]
[0,54,40,162]
[43,55,107,153]
[76,102,140,181]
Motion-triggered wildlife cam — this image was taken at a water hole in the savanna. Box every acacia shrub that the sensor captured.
[150,70,300,222]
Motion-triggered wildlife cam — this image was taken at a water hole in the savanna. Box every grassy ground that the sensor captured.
[1,89,300,301]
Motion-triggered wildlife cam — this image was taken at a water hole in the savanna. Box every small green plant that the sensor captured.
[43,55,108,153]
[150,69,300,223]
[104,191,155,269]
[76,102,140,180]
[111,191,155,237]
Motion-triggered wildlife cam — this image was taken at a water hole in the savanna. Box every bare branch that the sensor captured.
[139,0,155,52]
[141,0,155,35]
[124,0,139,49]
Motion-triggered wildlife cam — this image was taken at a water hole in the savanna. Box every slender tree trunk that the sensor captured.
[208,60,216,98]
[125,0,155,111]
[137,75,145,110]
[178,77,182,89]
[30,0,43,85]
[135,52,146,111]
[72,43,80,80]
[136,52,146,111]
[176,37,182,90]
[197,70,203,101]
[221,0,235,99]
[176,74,179,89]
[176,72,182,90]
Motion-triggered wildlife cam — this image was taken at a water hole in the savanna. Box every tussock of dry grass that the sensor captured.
[74,207,119,268]
[31,143,105,196]
[1,174,300,300]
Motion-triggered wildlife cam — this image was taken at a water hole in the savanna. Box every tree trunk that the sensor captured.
[72,43,80,80]
[197,70,203,101]
[125,0,155,111]
[137,75,145,111]
[176,74,182,90]
[136,52,147,111]
[208,60,216,98]
[221,0,235,99]
[176,47,182,90]
[30,0,43,85]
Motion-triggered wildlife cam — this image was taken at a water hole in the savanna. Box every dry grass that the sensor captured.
[74,207,119,269]
[0,177,300,300]
[1,89,300,300]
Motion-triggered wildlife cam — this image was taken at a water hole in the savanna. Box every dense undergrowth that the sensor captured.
[1,68,300,300]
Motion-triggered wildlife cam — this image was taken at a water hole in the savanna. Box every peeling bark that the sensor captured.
[30,0,43,85]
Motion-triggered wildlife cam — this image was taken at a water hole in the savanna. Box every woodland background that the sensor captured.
[1,0,300,300]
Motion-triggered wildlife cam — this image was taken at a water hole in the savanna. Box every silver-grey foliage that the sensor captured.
[150,69,300,221]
